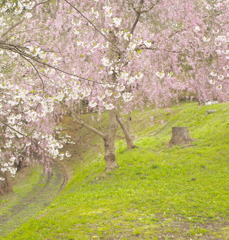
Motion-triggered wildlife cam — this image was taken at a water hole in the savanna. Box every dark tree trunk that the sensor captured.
[73,111,118,172]
[0,171,13,195]
[169,127,193,145]
[115,112,137,149]
[15,159,28,171]
[104,111,119,171]
[126,114,131,133]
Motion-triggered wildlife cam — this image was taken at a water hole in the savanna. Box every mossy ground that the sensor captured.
[1,102,228,239]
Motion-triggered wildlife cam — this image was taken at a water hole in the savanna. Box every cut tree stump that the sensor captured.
[169,127,193,145]
[206,110,217,114]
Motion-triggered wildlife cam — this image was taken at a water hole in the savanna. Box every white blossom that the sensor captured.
[1,168,7,173]
[120,72,129,80]
[223,65,229,70]
[194,26,201,32]
[210,71,217,77]
[206,5,212,10]
[127,76,136,84]
[24,12,33,19]
[24,1,35,10]
[136,72,144,80]
[9,167,17,176]
[156,71,165,79]
[103,6,112,17]
[144,40,152,48]
[122,92,133,102]
[215,42,222,47]
[114,92,121,99]
[9,156,16,163]
[203,36,210,42]
[218,75,224,80]
[65,151,71,157]
[123,32,132,41]
[98,94,105,101]
[102,57,112,67]
[116,84,125,92]
[216,36,226,42]
[89,101,97,108]
[128,42,137,51]
[104,103,114,110]
[105,89,113,97]
[216,50,222,55]
[7,115,16,125]
[113,17,122,28]
[209,79,215,85]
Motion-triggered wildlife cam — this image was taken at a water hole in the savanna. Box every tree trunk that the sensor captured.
[115,112,137,149]
[104,111,119,171]
[0,171,13,195]
[169,127,193,145]
[15,159,28,171]
[126,113,131,133]
[73,112,118,171]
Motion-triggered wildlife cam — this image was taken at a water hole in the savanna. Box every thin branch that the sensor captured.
[137,46,181,54]
[35,0,51,7]
[63,0,116,47]
[0,118,32,141]
[0,41,104,85]
[20,55,45,96]
[142,0,160,13]
[0,20,24,40]
[130,0,144,34]
[72,113,106,139]
[130,0,160,34]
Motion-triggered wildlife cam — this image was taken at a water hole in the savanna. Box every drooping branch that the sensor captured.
[0,118,61,163]
[0,118,32,140]
[20,55,45,96]
[0,41,104,85]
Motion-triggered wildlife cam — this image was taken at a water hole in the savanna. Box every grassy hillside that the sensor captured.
[1,102,229,240]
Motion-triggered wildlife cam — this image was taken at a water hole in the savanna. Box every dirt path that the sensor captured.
[0,161,68,237]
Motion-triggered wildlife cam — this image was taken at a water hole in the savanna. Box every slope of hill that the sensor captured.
[1,102,229,240]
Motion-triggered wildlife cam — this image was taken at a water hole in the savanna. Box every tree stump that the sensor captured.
[169,127,193,145]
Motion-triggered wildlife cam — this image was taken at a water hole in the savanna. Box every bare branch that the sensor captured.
[130,0,144,34]
[63,0,116,48]
[130,0,160,34]
[72,113,106,139]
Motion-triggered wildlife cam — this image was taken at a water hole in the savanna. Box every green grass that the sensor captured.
[0,166,42,215]
[0,164,65,236]
[1,102,229,239]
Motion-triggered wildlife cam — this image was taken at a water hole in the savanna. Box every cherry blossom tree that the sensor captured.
[0,0,228,193]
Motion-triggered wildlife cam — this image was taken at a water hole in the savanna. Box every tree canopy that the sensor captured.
[0,0,228,181]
